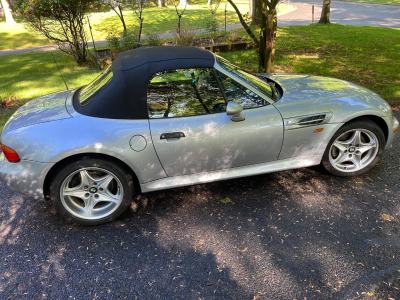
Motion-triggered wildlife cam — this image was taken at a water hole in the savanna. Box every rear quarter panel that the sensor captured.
[0,115,167,184]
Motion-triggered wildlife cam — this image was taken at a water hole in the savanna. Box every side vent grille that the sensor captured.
[284,112,333,130]
[297,114,327,126]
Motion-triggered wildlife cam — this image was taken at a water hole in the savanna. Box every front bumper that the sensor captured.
[0,152,53,200]
[386,116,399,150]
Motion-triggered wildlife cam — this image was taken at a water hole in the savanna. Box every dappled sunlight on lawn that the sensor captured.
[0,23,49,50]
[0,51,101,104]
[219,24,400,100]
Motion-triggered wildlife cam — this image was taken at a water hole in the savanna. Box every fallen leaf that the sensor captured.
[381,214,395,222]
[220,197,232,204]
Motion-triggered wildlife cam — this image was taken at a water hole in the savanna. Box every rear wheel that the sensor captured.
[321,119,385,177]
[50,157,134,225]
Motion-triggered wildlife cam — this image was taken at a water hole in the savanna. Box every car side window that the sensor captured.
[217,71,268,109]
[147,68,226,118]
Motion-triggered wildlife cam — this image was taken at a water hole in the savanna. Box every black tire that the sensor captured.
[321,118,385,177]
[50,157,134,225]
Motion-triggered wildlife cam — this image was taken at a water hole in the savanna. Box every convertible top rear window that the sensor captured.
[216,56,276,101]
[79,66,113,106]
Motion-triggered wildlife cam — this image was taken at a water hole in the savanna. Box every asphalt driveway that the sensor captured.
[279,0,400,27]
[0,112,399,299]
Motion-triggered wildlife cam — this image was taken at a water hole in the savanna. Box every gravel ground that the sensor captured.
[0,112,399,299]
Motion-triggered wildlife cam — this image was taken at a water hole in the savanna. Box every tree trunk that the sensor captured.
[262,11,277,72]
[138,10,143,43]
[180,0,187,6]
[118,6,127,31]
[1,0,16,25]
[319,0,331,23]
[227,0,261,66]
[250,0,257,22]
[158,0,162,9]
[207,0,211,5]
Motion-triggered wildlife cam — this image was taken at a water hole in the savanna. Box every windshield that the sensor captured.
[216,56,276,101]
[79,66,113,106]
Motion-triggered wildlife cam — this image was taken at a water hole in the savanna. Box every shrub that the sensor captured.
[12,0,100,63]
[144,32,161,46]
[204,16,219,41]
[121,30,138,50]
[0,96,19,109]
[173,22,197,46]
[107,32,121,54]
[106,29,138,54]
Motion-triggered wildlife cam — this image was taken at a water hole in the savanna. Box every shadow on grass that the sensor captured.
[219,24,400,99]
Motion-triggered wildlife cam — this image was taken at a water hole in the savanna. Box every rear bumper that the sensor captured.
[0,152,53,200]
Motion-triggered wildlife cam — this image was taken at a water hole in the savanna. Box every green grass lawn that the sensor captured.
[0,51,101,132]
[1,24,399,133]
[0,18,50,50]
[0,2,293,50]
[219,24,400,100]
[334,0,400,4]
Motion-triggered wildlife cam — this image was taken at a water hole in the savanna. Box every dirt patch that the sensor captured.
[385,98,400,110]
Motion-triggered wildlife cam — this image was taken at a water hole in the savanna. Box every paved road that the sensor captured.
[0,112,399,299]
[1,0,399,57]
[279,0,400,27]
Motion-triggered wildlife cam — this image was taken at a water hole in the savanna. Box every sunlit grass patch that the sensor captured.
[219,24,400,100]
[0,2,293,50]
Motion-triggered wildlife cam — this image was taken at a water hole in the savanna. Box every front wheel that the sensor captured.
[321,119,385,177]
[50,157,134,225]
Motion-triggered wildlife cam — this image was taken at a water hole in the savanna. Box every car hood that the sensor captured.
[265,74,373,104]
[259,73,391,120]
[2,90,73,133]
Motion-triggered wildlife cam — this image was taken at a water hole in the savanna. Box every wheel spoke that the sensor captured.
[333,141,348,152]
[64,187,88,200]
[333,152,350,165]
[84,196,97,216]
[80,170,95,187]
[350,130,362,146]
[97,174,114,190]
[97,189,120,204]
[358,142,376,154]
[350,154,362,168]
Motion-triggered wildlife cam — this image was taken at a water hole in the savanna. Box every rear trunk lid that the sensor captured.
[2,90,73,133]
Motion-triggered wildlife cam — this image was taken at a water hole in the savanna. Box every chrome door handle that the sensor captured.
[160,132,185,140]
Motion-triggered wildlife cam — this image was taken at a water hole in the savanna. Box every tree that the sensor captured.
[319,0,331,24]
[227,0,278,72]
[131,0,151,42]
[12,0,100,63]
[1,0,17,24]
[171,0,187,36]
[103,0,128,31]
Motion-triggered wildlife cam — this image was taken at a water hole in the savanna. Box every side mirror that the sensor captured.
[226,101,245,122]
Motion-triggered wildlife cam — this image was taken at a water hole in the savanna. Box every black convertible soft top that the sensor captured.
[73,46,216,119]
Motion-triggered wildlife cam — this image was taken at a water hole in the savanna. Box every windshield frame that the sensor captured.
[215,56,278,103]
[78,66,113,106]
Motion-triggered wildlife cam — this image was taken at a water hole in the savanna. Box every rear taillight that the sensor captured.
[0,143,20,163]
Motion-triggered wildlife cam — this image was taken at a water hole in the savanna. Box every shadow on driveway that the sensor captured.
[0,113,399,299]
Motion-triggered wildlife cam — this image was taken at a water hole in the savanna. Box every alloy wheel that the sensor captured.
[60,167,124,220]
[329,129,379,172]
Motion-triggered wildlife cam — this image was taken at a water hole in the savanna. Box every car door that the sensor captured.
[147,67,283,177]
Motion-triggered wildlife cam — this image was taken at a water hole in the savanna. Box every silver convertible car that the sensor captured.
[0,47,398,225]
